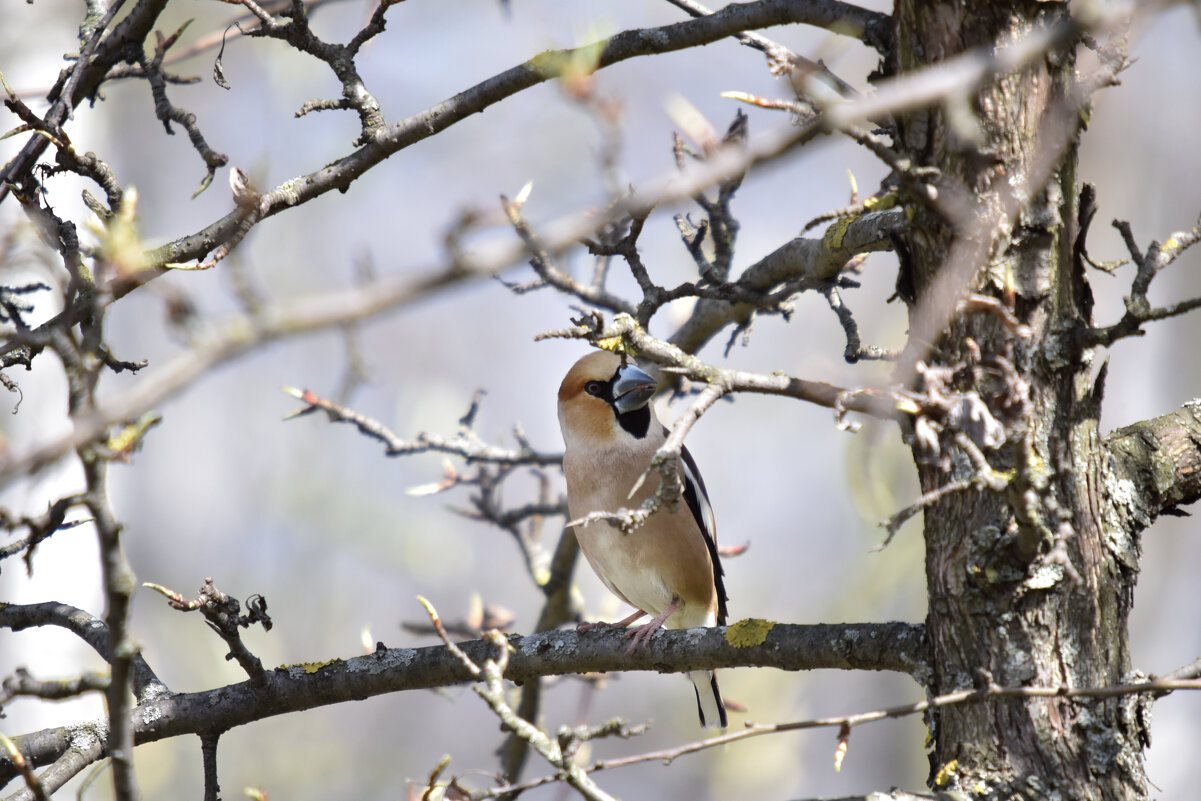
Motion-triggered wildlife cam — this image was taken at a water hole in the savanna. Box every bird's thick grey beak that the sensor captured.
[611,364,657,414]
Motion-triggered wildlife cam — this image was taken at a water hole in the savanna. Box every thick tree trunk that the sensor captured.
[893,2,1148,799]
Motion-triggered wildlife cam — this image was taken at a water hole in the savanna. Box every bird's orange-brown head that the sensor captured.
[557,352,658,447]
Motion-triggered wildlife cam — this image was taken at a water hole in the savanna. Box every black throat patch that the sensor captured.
[614,404,651,439]
[596,365,652,439]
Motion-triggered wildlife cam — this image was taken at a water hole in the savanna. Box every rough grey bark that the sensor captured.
[0,616,925,790]
[891,2,1168,799]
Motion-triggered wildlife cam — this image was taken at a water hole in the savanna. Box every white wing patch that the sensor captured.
[679,442,727,623]
[680,447,716,544]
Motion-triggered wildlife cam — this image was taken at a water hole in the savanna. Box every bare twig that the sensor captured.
[139,21,229,196]
[478,672,1201,798]
[242,0,391,144]
[0,261,496,485]
[282,386,561,466]
[1078,212,1201,345]
[143,578,271,683]
[284,385,569,608]
[540,312,913,422]
[1161,656,1201,683]
[401,598,516,640]
[500,195,635,316]
[664,0,868,128]
[1,668,110,707]
[500,491,582,784]
[422,596,620,801]
[0,602,166,700]
[1,0,159,204]
[821,281,900,363]
[878,479,973,548]
[0,493,87,574]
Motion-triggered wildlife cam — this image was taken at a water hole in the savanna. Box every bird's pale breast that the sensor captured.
[565,447,718,630]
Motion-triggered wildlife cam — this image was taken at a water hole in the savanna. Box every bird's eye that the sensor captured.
[584,381,605,397]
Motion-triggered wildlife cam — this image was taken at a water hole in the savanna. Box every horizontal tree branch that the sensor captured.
[670,208,906,354]
[542,312,913,421]
[1,621,927,787]
[121,0,885,284]
[1,668,109,704]
[0,602,165,700]
[1104,398,1201,524]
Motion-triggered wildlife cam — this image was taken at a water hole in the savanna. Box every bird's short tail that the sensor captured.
[688,670,727,729]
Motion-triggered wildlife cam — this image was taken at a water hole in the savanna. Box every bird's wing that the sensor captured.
[679,443,728,624]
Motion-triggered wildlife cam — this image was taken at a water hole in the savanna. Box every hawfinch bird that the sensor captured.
[557,351,728,728]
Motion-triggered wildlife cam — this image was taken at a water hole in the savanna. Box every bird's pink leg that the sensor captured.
[577,609,646,634]
[622,598,681,654]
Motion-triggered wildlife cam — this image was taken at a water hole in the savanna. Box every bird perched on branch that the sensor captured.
[557,351,728,728]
